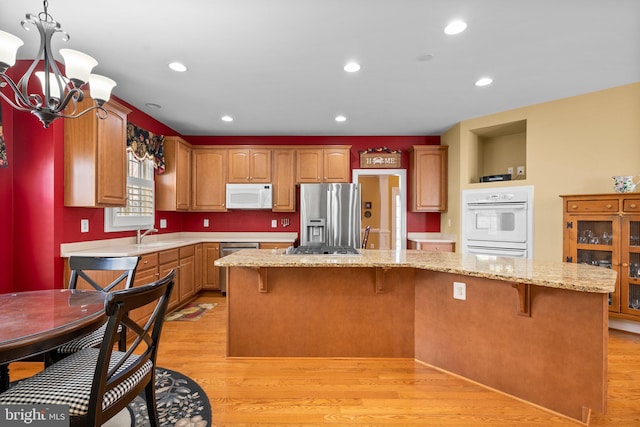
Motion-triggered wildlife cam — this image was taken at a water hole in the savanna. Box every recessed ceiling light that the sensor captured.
[444,20,467,35]
[417,53,435,62]
[343,62,360,73]
[475,77,493,87]
[335,115,347,122]
[168,62,187,72]
[221,115,233,122]
[145,103,161,109]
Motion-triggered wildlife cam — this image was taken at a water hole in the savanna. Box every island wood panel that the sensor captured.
[413,270,608,423]
[227,266,415,358]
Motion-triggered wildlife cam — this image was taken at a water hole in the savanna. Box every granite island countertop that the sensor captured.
[215,249,616,294]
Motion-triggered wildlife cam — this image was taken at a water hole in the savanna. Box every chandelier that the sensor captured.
[0,1,116,128]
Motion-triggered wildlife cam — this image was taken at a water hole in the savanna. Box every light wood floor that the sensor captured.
[10,293,640,426]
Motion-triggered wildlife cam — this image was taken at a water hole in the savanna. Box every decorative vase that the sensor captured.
[613,176,639,193]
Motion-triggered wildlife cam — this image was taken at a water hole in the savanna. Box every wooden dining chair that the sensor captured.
[362,226,371,249]
[0,270,176,427]
[50,256,140,364]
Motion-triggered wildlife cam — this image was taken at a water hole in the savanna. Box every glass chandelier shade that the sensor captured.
[0,1,116,128]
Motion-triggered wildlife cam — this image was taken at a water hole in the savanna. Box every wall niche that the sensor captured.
[471,119,527,183]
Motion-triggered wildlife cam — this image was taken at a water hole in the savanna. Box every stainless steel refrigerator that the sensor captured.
[300,183,361,248]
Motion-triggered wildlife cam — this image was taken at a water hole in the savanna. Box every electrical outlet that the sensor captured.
[203,219,210,227]
[507,167,514,176]
[453,281,466,300]
[271,219,277,228]
[80,219,89,233]
[159,219,167,229]
[517,166,525,176]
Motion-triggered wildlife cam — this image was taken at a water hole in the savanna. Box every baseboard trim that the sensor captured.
[609,318,640,334]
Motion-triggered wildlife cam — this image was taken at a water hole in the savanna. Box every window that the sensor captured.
[104,151,155,232]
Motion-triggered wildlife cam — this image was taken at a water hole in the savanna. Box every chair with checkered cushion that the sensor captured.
[50,256,140,363]
[0,269,176,427]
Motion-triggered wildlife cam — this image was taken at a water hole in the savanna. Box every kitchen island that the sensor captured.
[216,249,616,423]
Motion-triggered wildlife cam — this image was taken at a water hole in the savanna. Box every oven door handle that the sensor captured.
[466,246,528,257]
[466,203,527,210]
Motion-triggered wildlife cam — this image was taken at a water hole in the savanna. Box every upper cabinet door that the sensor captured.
[410,146,448,212]
[272,149,295,212]
[322,147,350,182]
[228,148,271,183]
[296,149,323,183]
[192,149,227,211]
[156,136,191,211]
[64,97,131,207]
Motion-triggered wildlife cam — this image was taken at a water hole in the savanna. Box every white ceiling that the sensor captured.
[1,0,639,136]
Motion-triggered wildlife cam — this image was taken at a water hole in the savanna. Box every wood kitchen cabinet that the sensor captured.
[295,146,351,183]
[228,148,271,183]
[195,243,203,293]
[272,149,296,211]
[561,193,640,321]
[178,245,196,302]
[129,252,160,323]
[64,97,131,207]
[156,136,191,211]
[409,145,448,212]
[191,149,227,211]
[203,243,221,290]
[159,249,181,312]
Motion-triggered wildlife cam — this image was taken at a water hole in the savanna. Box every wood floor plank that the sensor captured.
[9,293,640,426]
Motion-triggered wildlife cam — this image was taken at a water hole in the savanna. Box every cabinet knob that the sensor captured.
[631,203,638,208]
[571,204,578,209]
[606,204,613,209]
[143,260,148,264]
[622,263,629,267]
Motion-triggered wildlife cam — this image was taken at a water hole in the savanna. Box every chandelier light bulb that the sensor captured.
[0,30,24,70]
[88,74,117,103]
[35,71,67,99]
[59,49,98,86]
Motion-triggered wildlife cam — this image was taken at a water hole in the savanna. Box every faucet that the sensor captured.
[136,227,158,245]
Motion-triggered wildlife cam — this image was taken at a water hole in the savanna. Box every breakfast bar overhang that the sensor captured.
[215,249,616,423]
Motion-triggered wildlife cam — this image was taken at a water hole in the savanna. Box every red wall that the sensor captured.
[0,100,14,293]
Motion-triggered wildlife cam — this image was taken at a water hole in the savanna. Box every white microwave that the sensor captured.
[226,183,272,209]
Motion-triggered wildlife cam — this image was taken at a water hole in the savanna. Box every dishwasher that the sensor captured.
[219,242,260,296]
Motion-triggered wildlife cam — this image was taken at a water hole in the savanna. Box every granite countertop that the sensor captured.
[214,249,617,294]
[60,232,298,257]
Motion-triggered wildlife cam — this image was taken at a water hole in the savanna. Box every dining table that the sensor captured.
[0,289,107,391]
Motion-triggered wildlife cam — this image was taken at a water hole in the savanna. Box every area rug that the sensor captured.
[165,303,217,321]
[103,367,211,427]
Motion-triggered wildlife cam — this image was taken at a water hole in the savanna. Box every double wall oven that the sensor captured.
[462,186,534,258]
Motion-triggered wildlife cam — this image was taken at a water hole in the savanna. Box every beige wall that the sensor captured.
[442,82,640,261]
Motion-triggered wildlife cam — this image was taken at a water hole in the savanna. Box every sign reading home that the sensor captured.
[359,148,402,169]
